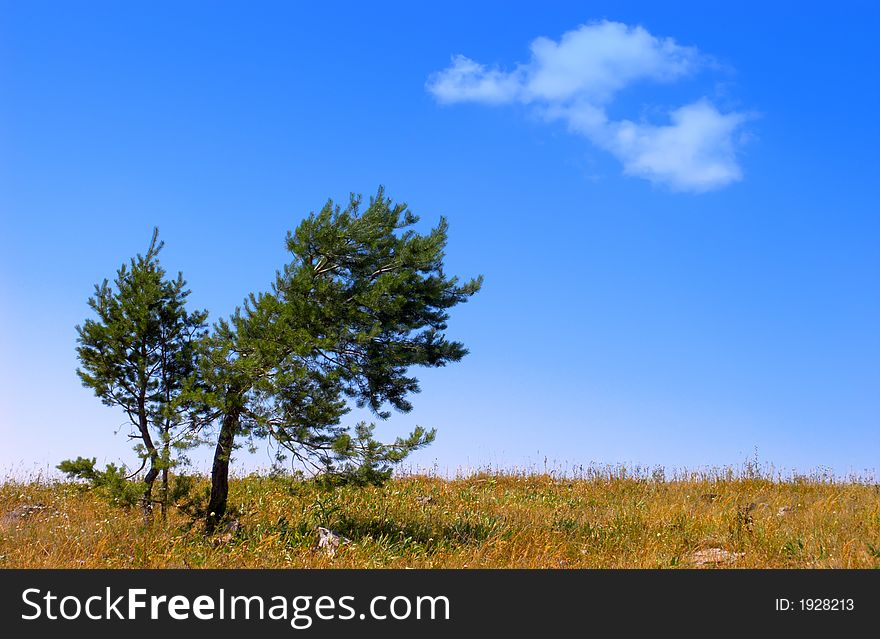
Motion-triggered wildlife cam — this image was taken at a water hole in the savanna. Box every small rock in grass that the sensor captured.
[223,518,242,533]
[210,518,242,546]
[688,548,744,567]
[0,503,56,528]
[212,532,235,546]
[315,526,351,558]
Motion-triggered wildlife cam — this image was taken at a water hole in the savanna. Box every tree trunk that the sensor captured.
[142,463,159,525]
[137,397,161,525]
[160,423,171,521]
[161,466,169,521]
[206,411,239,534]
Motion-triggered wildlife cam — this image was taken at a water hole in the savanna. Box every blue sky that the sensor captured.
[1,1,878,478]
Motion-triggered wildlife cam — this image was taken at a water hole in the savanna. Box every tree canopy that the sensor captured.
[192,188,482,530]
[67,189,480,534]
[70,229,208,518]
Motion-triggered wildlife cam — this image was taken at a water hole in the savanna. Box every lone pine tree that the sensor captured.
[69,229,207,520]
[191,188,482,532]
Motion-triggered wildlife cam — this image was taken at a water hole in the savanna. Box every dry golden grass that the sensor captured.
[2,470,879,568]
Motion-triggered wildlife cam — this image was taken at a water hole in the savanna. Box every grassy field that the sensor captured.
[2,469,879,568]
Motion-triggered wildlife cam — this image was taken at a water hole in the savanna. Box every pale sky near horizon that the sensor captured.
[1,2,878,479]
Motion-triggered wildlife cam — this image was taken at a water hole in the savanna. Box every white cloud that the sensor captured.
[426,20,750,193]
[608,101,747,192]
[427,55,523,104]
[524,21,702,103]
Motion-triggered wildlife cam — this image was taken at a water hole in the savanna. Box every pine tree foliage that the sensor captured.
[195,188,481,530]
[68,229,208,519]
[56,456,144,508]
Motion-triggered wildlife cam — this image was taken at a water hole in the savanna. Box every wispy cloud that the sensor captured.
[427,20,751,193]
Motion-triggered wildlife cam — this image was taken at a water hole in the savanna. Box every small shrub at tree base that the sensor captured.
[56,457,144,508]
